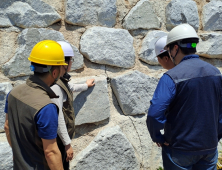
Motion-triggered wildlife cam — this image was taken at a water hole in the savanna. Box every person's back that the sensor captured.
[8,79,54,169]
[165,56,222,154]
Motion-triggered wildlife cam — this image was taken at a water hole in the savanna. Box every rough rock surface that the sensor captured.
[123,0,161,30]
[71,76,110,126]
[65,0,117,27]
[116,116,162,169]
[202,0,222,31]
[0,0,61,28]
[0,31,18,66]
[197,33,222,59]
[2,28,83,77]
[70,45,84,71]
[0,83,13,132]
[0,142,13,169]
[111,71,158,116]
[80,27,135,68]
[70,126,140,170]
[139,31,168,65]
[166,0,199,31]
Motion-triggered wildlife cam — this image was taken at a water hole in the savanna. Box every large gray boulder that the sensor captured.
[139,31,168,65]
[0,0,61,28]
[166,0,199,31]
[65,0,117,27]
[71,76,110,126]
[0,83,13,132]
[111,71,158,116]
[197,33,222,59]
[202,0,222,31]
[0,142,13,170]
[70,126,140,170]
[117,116,162,169]
[123,0,161,30]
[2,28,83,78]
[80,27,135,68]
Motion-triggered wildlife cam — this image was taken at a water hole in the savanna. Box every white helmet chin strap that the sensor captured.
[169,45,179,66]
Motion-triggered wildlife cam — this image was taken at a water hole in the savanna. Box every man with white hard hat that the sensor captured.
[50,41,95,170]
[147,24,222,170]
[155,36,174,70]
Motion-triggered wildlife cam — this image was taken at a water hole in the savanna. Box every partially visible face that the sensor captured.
[50,66,62,85]
[167,45,179,64]
[157,56,168,69]
[157,56,174,70]
[67,58,73,72]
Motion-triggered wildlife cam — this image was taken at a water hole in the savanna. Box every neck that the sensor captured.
[174,53,186,65]
[38,76,53,87]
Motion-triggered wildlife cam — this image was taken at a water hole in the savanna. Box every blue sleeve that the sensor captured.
[146,74,176,143]
[218,89,222,141]
[4,92,10,113]
[34,104,58,140]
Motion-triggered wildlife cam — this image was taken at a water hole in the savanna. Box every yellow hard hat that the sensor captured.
[28,40,68,66]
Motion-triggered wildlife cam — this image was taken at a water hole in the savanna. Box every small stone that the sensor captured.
[0,0,61,28]
[111,70,158,116]
[70,126,140,170]
[0,82,13,131]
[202,0,222,31]
[65,0,117,27]
[123,0,161,30]
[2,28,83,78]
[71,76,110,126]
[139,31,168,65]
[80,27,135,68]
[197,33,222,59]
[0,142,13,170]
[166,0,199,31]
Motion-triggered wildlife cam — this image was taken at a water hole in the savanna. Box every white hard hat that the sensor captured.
[155,36,167,57]
[57,41,74,57]
[164,24,199,50]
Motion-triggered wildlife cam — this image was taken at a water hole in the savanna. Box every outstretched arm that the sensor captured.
[69,79,95,92]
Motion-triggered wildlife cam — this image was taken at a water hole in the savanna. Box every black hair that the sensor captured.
[158,51,170,59]
[65,57,71,63]
[32,62,60,78]
[168,38,199,55]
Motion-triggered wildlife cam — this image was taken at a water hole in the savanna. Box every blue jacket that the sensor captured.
[147,54,222,155]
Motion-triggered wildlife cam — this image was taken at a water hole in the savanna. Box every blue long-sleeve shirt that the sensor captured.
[147,74,176,143]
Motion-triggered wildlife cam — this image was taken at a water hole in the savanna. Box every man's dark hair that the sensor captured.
[168,38,199,55]
[65,57,71,63]
[31,62,60,78]
[158,51,170,59]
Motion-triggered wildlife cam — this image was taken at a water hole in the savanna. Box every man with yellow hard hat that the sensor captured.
[4,40,67,170]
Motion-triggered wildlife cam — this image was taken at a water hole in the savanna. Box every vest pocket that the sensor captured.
[164,122,172,143]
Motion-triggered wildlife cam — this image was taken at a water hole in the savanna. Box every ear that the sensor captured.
[51,68,58,78]
[174,44,179,51]
[163,56,168,62]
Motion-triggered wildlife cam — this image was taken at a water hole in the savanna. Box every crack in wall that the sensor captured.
[128,116,144,169]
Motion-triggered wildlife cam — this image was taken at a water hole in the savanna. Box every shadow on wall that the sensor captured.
[74,118,110,138]
[73,85,95,116]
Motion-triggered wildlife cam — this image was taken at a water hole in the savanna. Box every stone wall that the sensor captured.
[0,0,222,169]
